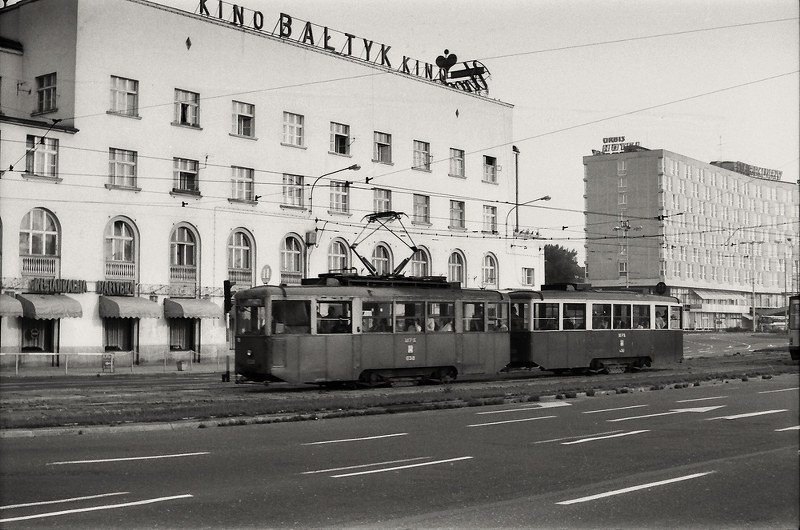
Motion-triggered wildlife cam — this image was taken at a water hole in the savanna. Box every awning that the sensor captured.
[99,296,161,319]
[691,289,746,303]
[0,294,23,317]
[16,294,82,319]
[164,298,221,319]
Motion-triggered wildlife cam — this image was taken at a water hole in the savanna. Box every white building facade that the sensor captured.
[0,0,544,365]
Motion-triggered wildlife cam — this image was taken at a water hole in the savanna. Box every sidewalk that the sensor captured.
[0,353,232,378]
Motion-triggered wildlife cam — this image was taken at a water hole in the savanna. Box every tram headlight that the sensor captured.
[246,349,252,357]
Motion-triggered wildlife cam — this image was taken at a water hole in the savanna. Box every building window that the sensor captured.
[619,176,627,188]
[482,254,498,286]
[617,159,627,175]
[282,174,304,207]
[618,192,627,206]
[482,205,497,233]
[449,148,465,177]
[374,188,392,213]
[328,239,350,272]
[372,244,392,275]
[227,230,253,285]
[619,261,628,277]
[282,111,304,147]
[450,200,465,229]
[173,158,199,194]
[19,208,59,276]
[522,267,535,286]
[448,251,465,283]
[483,155,497,183]
[413,140,431,171]
[105,218,136,280]
[411,248,430,276]
[110,76,139,117]
[174,89,200,127]
[230,166,254,201]
[330,122,350,155]
[108,148,137,188]
[413,194,430,224]
[280,235,304,285]
[25,135,58,178]
[329,181,349,213]
[169,226,197,282]
[374,131,392,164]
[232,101,254,137]
[35,73,57,113]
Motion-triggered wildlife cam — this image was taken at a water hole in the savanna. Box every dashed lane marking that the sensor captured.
[758,387,799,394]
[1,492,129,510]
[775,425,800,432]
[561,430,650,445]
[534,430,625,444]
[478,402,571,415]
[582,405,648,414]
[302,433,408,445]
[331,456,473,478]
[0,494,193,523]
[707,409,788,421]
[556,472,714,505]
[302,457,431,474]
[675,396,728,403]
[467,415,557,428]
[47,452,209,465]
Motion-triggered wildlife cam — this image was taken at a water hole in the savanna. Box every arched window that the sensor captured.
[228,229,253,285]
[410,247,430,277]
[371,243,393,275]
[170,225,198,282]
[328,239,350,273]
[448,251,465,284]
[482,253,498,286]
[19,208,59,276]
[280,234,304,285]
[104,217,137,280]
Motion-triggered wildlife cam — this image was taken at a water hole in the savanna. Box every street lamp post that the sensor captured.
[504,195,551,239]
[308,164,360,215]
[613,219,642,289]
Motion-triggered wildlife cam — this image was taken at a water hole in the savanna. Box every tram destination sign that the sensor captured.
[197,1,491,95]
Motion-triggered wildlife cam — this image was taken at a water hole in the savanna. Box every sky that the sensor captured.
[170,0,799,260]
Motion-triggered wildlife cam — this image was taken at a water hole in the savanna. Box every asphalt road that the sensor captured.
[683,332,788,359]
[1,373,797,528]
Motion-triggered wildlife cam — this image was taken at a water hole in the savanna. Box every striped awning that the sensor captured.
[0,294,23,317]
[99,296,161,319]
[16,294,83,319]
[164,298,221,319]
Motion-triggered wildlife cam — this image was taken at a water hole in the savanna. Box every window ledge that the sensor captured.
[170,189,202,197]
[448,174,466,179]
[449,226,467,231]
[228,198,258,205]
[229,132,257,141]
[280,204,307,211]
[105,183,142,192]
[171,122,203,130]
[280,142,307,150]
[328,150,352,158]
[30,108,58,117]
[412,167,432,173]
[481,180,499,185]
[107,110,142,120]
[371,159,394,166]
[22,173,62,183]
[327,210,352,217]
[481,230,499,235]
[412,221,432,227]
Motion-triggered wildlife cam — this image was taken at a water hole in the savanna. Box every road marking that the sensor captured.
[555,472,714,505]
[562,430,650,445]
[467,415,556,428]
[775,425,800,431]
[47,452,209,465]
[477,402,571,415]
[0,494,193,523]
[608,406,725,422]
[302,457,431,474]
[1,492,129,510]
[582,404,648,414]
[707,409,788,421]
[758,387,799,394]
[331,456,473,478]
[675,396,728,403]
[302,433,408,445]
[534,430,625,444]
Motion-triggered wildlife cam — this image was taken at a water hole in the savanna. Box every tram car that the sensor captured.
[790,294,799,361]
[508,289,683,374]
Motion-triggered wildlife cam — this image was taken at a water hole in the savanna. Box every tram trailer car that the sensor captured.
[790,294,800,361]
[508,289,684,373]
[234,275,511,385]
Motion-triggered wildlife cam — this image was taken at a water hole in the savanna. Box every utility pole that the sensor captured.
[613,219,642,288]
[512,146,520,234]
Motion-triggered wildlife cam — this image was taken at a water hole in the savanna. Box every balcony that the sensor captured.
[105,261,136,280]
[170,265,197,282]
[228,268,253,286]
[21,256,59,277]
[280,271,302,285]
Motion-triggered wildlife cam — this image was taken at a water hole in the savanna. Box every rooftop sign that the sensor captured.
[197,1,491,95]
[710,161,782,181]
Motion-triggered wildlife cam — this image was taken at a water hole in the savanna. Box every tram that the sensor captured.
[790,294,800,361]
[233,274,684,385]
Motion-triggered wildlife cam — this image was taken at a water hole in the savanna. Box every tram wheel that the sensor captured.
[437,367,456,384]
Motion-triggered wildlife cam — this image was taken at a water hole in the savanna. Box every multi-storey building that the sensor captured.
[0,0,543,365]
[584,146,799,330]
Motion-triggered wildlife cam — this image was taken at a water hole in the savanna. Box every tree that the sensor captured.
[544,244,584,284]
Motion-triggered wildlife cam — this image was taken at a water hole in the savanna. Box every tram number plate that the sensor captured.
[406,355,416,361]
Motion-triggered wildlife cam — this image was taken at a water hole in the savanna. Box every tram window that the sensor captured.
[487,302,508,331]
[563,303,586,329]
[633,305,650,329]
[463,302,485,332]
[317,302,352,334]
[426,302,455,332]
[533,303,559,330]
[655,306,668,329]
[236,302,266,335]
[272,300,310,334]
[669,306,682,329]
[510,302,528,330]
[592,304,611,329]
[363,302,393,332]
[613,304,631,329]
[395,302,424,332]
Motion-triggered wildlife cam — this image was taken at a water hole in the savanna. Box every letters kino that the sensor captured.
[197,1,491,94]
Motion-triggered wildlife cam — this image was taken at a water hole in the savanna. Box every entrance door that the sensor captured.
[21,318,54,352]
